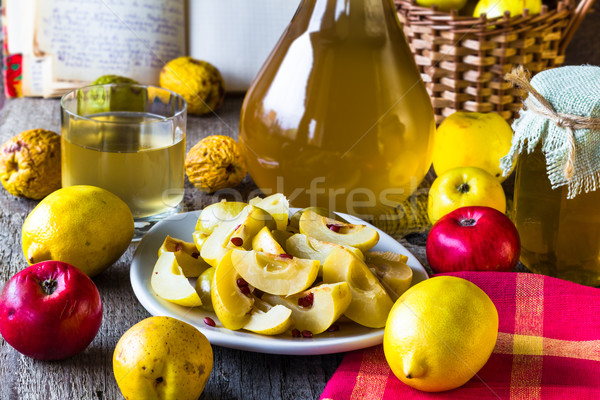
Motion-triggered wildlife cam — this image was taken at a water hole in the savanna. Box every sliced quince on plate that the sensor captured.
[150,252,202,307]
[365,251,413,301]
[243,297,293,336]
[299,210,379,252]
[192,230,210,251]
[262,282,352,334]
[194,266,215,312]
[252,226,286,255]
[195,200,248,235]
[211,251,254,330]
[249,193,290,231]
[322,247,393,328]
[230,249,319,296]
[289,207,345,231]
[286,233,364,266]
[158,235,209,277]
[200,204,275,268]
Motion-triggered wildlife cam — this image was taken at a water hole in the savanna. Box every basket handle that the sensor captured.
[559,0,596,54]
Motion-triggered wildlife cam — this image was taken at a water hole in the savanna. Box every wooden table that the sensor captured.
[0,8,599,398]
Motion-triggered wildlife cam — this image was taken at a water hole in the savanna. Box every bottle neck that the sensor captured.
[292,0,400,42]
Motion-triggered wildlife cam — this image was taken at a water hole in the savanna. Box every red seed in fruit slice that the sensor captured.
[239,285,251,296]
[297,293,314,308]
[326,224,341,233]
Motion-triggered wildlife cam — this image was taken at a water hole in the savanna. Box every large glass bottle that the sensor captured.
[239,0,435,226]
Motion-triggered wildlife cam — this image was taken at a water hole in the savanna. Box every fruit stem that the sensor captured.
[457,183,470,193]
[41,279,57,295]
[460,218,477,227]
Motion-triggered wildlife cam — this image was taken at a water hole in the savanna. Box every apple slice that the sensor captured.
[158,235,210,277]
[299,210,379,252]
[242,299,293,336]
[200,205,275,268]
[252,226,286,255]
[322,247,393,328]
[150,252,202,307]
[230,249,319,296]
[211,251,254,330]
[286,233,365,266]
[365,251,413,301]
[262,282,352,334]
[249,193,290,231]
[195,200,248,235]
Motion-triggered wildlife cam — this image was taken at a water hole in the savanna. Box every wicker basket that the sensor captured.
[394,0,594,124]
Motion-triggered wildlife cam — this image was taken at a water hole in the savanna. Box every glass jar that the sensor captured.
[504,65,600,287]
[239,0,435,226]
[513,145,600,286]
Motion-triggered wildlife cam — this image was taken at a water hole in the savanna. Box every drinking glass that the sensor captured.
[60,84,187,240]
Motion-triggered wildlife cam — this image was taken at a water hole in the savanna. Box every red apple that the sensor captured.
[426,206,520,273]
[0,261,102,360]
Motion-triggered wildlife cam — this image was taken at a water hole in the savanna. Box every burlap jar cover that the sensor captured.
[500,65,600,197]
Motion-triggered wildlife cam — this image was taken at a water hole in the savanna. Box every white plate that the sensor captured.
[130,209,428,355]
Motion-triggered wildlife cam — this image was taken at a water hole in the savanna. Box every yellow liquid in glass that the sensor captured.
[513,147,600,286]
[239,0,435,224]
[61,112,185,219]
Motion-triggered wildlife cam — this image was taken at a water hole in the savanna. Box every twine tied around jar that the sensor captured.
[504,66,600,182]
[500,65,600,199]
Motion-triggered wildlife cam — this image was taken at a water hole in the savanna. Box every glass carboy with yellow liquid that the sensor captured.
[239,0,435,229]
[503,66,600,286]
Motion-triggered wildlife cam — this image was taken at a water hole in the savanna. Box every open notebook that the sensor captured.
[1,0,299,98]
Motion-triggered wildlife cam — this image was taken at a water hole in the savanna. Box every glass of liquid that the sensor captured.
[60,84,186,240]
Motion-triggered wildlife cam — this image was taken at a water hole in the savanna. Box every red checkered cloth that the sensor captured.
[320,271,600,400]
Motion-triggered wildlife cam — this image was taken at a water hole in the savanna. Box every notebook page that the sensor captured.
[33,0,187,87]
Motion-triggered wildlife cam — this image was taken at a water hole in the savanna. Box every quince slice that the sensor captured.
[299,210,379,252]
[286,233,364,266]
[262,282,352,334]
[322,247,393,328]
[252,226,286,255]
[158,235,209,277]
[195,200,248,235]
[243,299,293,336]
[365,251,413,301]
[150,252,202,307]
[230,249,319,296]
[289,207,346,231]
[200,205,275,268]
[194,266,215,312]
[249,193,290,231]
[192,231,210,251]
[211,251,254,330]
